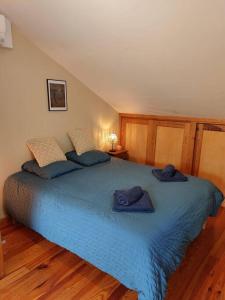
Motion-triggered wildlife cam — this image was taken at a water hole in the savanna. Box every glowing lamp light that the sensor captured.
[109,133,118,152]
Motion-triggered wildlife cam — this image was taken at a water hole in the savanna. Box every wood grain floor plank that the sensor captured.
[120,290,138,300]
[1,251,83,299]
[72,273,121,300]
[0,208,224,300]
[42,264,103,300]
[5,239,57,276]
[108,284,131,300]
[3,227,43,260]
[0,267,29,289]
[166,208,225,300]
[25,252,85,300]
[36,260,88,300]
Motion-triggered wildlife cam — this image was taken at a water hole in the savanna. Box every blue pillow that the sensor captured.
[22,160,82,179]
[66,150,111,166]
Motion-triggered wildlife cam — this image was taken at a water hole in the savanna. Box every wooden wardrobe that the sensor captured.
[120,114,225,196]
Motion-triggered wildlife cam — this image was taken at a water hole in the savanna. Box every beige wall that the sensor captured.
[0,27,118,218]
[1,1,225,118]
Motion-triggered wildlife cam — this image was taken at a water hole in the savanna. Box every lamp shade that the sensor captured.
[109,133,117,142]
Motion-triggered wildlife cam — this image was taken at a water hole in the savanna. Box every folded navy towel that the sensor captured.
[161,164,176,177]
[152,169,188,182]
[114,186,144,206]
[113,191,154,212]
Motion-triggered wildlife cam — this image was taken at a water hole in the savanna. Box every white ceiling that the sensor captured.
[1,0,225,118]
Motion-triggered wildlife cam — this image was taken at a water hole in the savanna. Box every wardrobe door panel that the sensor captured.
[194,125,225,194]
[125,122,149,163]
[154,126,184,169]
[120,117,196,172]
[153,121,196,173]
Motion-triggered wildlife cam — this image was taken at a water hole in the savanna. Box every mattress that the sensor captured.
[3,158,224,300]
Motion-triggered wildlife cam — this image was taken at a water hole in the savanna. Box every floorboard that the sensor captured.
[0,208,224,300]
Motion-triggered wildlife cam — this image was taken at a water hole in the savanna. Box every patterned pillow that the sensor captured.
[68,129,95,155]
[27,137,66,167]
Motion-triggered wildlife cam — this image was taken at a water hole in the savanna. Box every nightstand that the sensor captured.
[107,149,128,160]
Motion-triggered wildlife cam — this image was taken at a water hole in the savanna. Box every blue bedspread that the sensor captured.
[3,158,223,300]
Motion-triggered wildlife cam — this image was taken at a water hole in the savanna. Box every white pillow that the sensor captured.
[68,128,95,155]
[27,137,66,167]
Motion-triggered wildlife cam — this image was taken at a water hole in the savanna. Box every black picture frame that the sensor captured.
[47,79,67,111]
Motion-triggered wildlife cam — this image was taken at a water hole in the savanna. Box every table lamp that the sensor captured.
[109,133,117,152]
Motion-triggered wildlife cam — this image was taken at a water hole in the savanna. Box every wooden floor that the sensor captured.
[0,208,225,300]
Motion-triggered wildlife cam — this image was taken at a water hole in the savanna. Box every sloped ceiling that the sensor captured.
[1,0,225,118]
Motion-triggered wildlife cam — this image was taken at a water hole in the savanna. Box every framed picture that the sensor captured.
[47,79,67,111]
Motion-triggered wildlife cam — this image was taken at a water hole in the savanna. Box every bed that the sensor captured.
[3,158,223,300]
